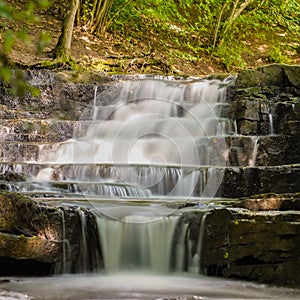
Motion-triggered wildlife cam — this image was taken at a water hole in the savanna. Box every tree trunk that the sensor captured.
[90,0,114,34]
[53,0,80,59]
[214,0,256,49]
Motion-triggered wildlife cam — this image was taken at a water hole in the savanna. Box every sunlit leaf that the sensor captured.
[0,67,12,83]
[3,30,15,53]
[28,85,41,97]
[16,28,31,45]
[37,31,52,54]
[26,1,35,13]
[37,0,50,9]
[0,2,14,19]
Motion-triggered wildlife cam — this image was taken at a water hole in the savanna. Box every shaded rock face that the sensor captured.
[0,192,103,275]
[221,64,300,198]
[231,64,300,136]
[201,208,300,287]
[220,165,300,198]
[212,65,300,287]
[0,70,113,143]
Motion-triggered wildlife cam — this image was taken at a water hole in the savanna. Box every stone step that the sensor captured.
[220,164,300,198]
[1,163,300,198]
[0,180,153,199]
[231,93,300,136]
[0,119,89,142]
[0,133,67,143]
[229,134,300,166]
[0,105,47,120]
[0,134,299,167]
[0,81,114,120]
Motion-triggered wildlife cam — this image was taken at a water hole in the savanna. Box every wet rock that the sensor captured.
[255,135,300,166]
[231,100,260,121]
[235,69,263,89]
[284,65,300,88]
[284,120,300,135]
[0,192,103,275]
[0,120,80,142]
[0,172,26,182]
[0,289,31,299]
[273,101,296,134]
[0,232,60,263]
[238,193,300,211]
[230,99,272,135]
[0,70,113,121]
[221,165,300,198]
[226,136,254,166]
[201,208,300,287]
[231,64,300,136]
[235,64,300,90]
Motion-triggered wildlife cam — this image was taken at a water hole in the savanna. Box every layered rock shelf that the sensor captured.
[0,192,103,275]
[202,207,300,287]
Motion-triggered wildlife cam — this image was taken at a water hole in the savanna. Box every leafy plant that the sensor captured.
[266,45,291,64]
[0,0,50,95]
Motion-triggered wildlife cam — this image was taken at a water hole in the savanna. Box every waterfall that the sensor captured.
[2,76,234,275]
[77,208,89,272]
[54,208,72,274]
[96,212,206,274]
[269,112,274,134]
[92,86,99,121]
[249,137,259,167]
[34,78,230,202]
[69,77,231,274]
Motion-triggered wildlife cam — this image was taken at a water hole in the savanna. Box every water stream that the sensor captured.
[1,77,300,299]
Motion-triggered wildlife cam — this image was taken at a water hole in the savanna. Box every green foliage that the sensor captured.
[266,46,291,64]
[0,0,50,95]
[37,31,52,54]
[93,0,300,71]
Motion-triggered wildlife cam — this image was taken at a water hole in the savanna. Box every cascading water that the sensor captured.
[2,77,235,274]
[2,75,300,300]
[41,77,233,274]
[36,78,232,200]
[96,215,180,272]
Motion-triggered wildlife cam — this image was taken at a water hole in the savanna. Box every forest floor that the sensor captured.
[2,0,300,77]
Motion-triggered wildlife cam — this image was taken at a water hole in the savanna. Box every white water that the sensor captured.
[249,137,259,167]
[97,215,180,272]
[34,78,231,204]
[77,208,89,272]
[32,78,231,277]
[2,274,300,300]
[1,78,232,275]
[269,113,274,134]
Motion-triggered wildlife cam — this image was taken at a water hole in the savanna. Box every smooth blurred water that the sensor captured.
[1,273,300,300]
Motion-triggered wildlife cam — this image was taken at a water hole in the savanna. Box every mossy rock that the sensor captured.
[235,64,300,89]
[283,65,300,88]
